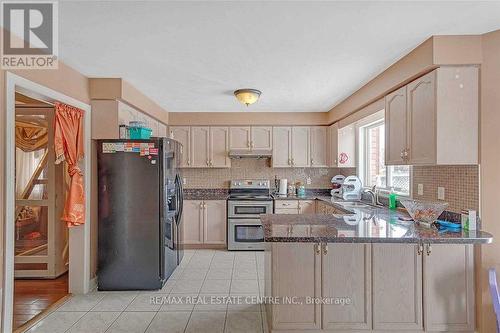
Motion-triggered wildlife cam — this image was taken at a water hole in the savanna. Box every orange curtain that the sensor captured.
[54,102,85,227]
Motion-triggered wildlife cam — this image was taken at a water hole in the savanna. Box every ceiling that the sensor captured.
[58,1,500,113]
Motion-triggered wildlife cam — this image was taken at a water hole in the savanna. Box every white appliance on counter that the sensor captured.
[342,176,363,201]
[227,179,274,250]
[278,178,288,197]
[330,175,345,198]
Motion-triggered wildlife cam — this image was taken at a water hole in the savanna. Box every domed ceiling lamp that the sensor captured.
[234,89,261,106]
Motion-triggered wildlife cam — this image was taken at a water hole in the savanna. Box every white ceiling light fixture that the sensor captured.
[234,89,261,107]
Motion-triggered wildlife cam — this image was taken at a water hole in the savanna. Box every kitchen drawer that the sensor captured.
[275,208,298,214]
[275,200,299,209]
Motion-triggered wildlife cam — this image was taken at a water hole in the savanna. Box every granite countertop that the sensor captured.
[261,198,493,244]
[183,188,229,200]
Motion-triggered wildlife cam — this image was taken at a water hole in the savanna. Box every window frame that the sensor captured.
[356,112,412,198]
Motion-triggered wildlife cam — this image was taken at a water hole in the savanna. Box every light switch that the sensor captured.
[437,187,445,200]
[306,177,312,185]
[417,184,424,196]
[183,177,187,185]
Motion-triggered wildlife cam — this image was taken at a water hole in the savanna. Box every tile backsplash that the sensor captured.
[412,165,479,213]
[182,161,479,214]
[182,159,337,189]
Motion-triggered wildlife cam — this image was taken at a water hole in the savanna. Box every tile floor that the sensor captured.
[25,250,268,333]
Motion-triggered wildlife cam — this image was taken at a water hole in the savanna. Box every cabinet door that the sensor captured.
[322,244,372,330]
[251,126,273,150]
[407,71,436,164]
[274,208,299,214]
[272,127,292,167]
[291,127,310,167]
[183,200,203,244]
[310,126,328,167]
[229,126,251,150]
[423,244,474,332]
[203,200,226,244]
[272,243,321,330]
[372,244,423,331]
[210,127,230,168]
[337,124,355,168]
[298,200,315,214]
[191,127,210,167]
[328,123,338,167]
[170,126,191,167]
[385,87,408,165]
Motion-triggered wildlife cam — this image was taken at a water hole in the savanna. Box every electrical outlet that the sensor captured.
[417,184,424,196]
[437,187,445,200]
[183,177,187,185]
[306,177,312,185]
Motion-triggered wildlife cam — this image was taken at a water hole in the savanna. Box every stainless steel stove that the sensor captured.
[227,179,273,250]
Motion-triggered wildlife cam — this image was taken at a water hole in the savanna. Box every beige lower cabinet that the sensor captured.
[298,200,315,214]
[423,244,474,332]
[266,243,475,332]
[269,243,322,330]
[274,200,315,214]
[372,244,423,331]
[183,200,226,246]
[322,244,372,330]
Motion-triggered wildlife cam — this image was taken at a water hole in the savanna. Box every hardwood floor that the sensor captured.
[13,273,68,330]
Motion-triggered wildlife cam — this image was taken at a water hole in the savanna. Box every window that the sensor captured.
[358,115,410,196]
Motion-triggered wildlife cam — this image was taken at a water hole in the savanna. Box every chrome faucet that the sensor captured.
[364,185,383,206]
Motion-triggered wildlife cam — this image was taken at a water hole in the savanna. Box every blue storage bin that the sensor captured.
[129,127,152,139]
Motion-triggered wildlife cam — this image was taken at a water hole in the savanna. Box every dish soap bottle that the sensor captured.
[389,188,397,210]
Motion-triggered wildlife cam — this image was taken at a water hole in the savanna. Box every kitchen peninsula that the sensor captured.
[261,200,493,333]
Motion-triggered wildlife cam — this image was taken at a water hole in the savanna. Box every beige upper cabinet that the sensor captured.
[372,244,423,331]
[407,71,437,164]
[272,127,292,167]
[423,244,474,332]
[385,87,408,165]
[310,126,328,167]
[203,200,226,244]
[337,124,356,168]
[251,126,273,150]
[229,126,251,150]
[169,126,191,167]
[191,126,210,167]
[291,127,310,167]
[328,123,338,167]
[158,123,167,137]
[209,127,230,168]
[230,126,272,150]
[322,244,372,330]
[385,67,479,166]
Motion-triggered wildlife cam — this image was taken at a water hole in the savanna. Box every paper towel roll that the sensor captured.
[279,179,288,195]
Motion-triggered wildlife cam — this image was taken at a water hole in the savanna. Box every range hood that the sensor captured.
[228,149,273,159]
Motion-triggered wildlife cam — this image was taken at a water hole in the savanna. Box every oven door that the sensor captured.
[227,200,273,219]
[227,219,265,250]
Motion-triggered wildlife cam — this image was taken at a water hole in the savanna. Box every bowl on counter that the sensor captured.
[399,199,448,227]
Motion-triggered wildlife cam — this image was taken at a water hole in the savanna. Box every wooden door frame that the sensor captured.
[2,72,92,333]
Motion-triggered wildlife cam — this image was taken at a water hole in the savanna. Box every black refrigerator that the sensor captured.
[96,138,184,290]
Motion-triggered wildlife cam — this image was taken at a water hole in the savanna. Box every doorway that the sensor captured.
[12,94,69,330]
[2,73,92,333]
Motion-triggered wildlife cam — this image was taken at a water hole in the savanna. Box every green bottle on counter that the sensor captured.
[389,188,397,210]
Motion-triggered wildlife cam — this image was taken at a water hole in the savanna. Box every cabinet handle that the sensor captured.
[199,202,203,209]
[291,158,295,166]
[314,243,321,255]
[287,158,291,165]
[187,160,191,166]
[426,243,432,256]
[206,160,209,166]
[247,141,250,148]
[322,243,328,255]
[310,158,314,165]
[334,159,338,165]
[417,243,423,256]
